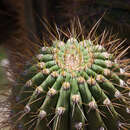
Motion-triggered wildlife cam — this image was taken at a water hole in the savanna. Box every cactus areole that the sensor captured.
[11,37,130,130]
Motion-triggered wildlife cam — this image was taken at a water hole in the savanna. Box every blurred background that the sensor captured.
[0,47,10,130]
[0,0,130,128]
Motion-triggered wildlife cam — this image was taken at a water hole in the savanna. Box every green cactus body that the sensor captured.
[11,38,130,130]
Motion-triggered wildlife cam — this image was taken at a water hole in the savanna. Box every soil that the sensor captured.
[0,90,11,130]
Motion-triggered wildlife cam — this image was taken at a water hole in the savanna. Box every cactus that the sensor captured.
[9,32,130,130]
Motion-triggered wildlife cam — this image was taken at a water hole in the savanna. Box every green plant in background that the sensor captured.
[0,47,8,89]
[10,30,130,130]
[0,47,10,130]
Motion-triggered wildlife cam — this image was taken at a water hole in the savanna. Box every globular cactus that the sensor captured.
[10,35,130,130]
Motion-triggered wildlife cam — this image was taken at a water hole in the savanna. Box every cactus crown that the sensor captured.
[9,34,130,130]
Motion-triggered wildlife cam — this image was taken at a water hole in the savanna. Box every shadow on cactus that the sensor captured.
[3,20,130,130]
